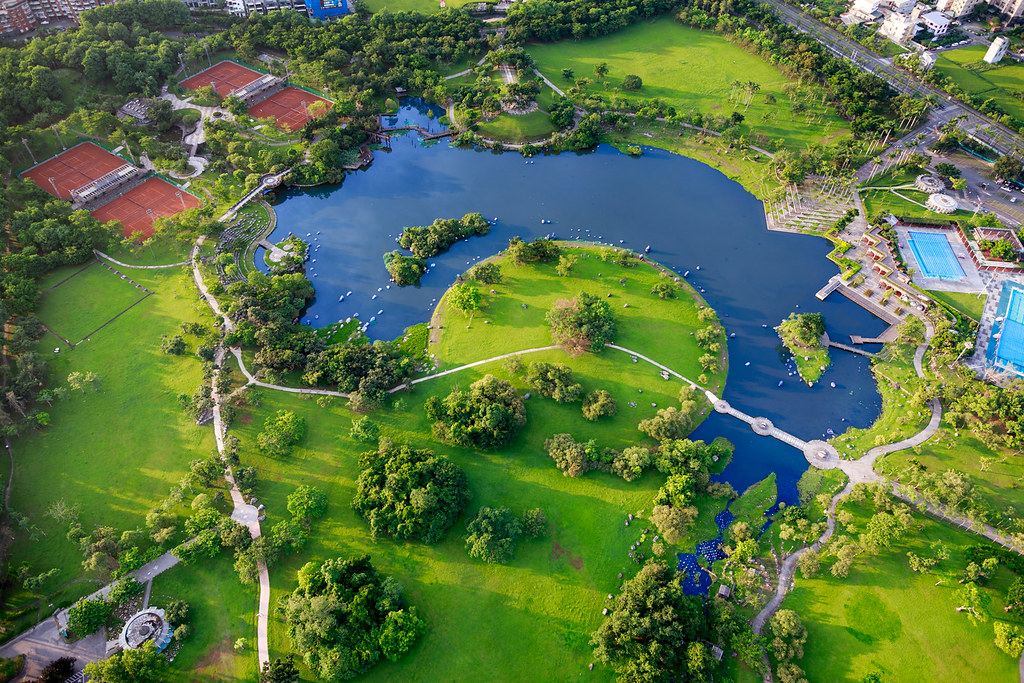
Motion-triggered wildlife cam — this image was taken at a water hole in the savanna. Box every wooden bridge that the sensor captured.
[380,125,455,141]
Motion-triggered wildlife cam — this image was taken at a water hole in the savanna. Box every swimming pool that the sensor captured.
[993,282,1024,374]
[907,231,966,280]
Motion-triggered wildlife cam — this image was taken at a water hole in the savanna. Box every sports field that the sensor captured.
[528,18,848,150]
[180,60,263,97]
[247,86,332,131]
[936,45,1024,123]
[21,142,128,201]
[36,262,150,345]
[90,178,200,239]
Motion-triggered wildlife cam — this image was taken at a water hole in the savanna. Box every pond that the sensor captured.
[263,101,889,505]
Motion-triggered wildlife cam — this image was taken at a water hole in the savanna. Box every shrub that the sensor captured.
[67,597,111,637]
[350,416,380,442]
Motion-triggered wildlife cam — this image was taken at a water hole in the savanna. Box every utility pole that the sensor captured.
[48,177,59,197]
[178,53,189,78]
[204,43,212,67]
[21,138,35,165]
[52,125,65,150]
[176,191,186,212]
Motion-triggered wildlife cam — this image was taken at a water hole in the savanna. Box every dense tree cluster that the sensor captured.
[257,410,306,457]
[505,0,678,42]
[582,388,617,421]
[352,439,468,543]
[464,506,541,564]
[524,362,584,403]
[397,213,490,258]
[591,560,712,681]
[546,292,616,355]
[506,236,561,265]
[383,251,428,285]
[302,339,414,408]
[425,375,526,449]
[282,555,426,680]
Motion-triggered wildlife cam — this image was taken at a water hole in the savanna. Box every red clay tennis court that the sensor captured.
[91,178,200,239]
[248,87,332,131]
[22,142,129,200]
[180,60,263,96]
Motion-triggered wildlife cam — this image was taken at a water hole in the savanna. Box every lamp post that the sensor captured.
[21,138,35,165]
[52,125,65,150]
[176,191,186,212]
[147,208,155,230]
[48,176,59,197]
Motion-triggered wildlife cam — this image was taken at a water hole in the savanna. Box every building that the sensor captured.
[985,35,1010,64]
[224,0,306,16]
[920,10,951,35]
[843,0,881,24]
[920,50,938,70]
[304,0,348,19]
[989,0,1024,21]
[936,0,979,17]
[880,12,919,44]
[0,0,38,35]
[890,0,916,13]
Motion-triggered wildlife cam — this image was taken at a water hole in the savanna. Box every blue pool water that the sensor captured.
[907,231,966,280]
[990,281,1024,375]
[265,100,891,504]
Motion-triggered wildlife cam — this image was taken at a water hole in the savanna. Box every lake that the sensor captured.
[263,101,889,503]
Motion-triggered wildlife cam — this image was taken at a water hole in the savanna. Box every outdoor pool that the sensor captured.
[906,230,966,280]
[991,281,1024,375]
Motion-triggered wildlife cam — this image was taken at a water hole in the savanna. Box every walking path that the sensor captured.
[94,249,191,269]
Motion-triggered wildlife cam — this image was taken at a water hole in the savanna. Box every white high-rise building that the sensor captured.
[880,12,919,44]
[936,0,979,17]
[985,36,1010,64]
[989,0,1024,21]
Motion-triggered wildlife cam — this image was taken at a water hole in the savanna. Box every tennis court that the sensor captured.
[906,231,966,281]
[180,60,263,96]
[21,142,128,200]
[994,283,1024,373]
[91,178,200,239]
[248,86,332,131]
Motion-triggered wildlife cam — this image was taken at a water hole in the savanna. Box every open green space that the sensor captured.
[528,18,848,151]
[432,244,724,392]
[786,499,1021,682]
[154,557,258,682]
[929,289,988,321]
[34,263,150,344]
[215,248,729,680]
[358,0,476,14]
[2,266,215,634]
[936,45,1024,123]
[474,109,557,142]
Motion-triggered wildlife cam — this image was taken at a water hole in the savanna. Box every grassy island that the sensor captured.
[776,312,830,385]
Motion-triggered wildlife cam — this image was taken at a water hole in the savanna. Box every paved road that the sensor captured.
[0,552,182,679]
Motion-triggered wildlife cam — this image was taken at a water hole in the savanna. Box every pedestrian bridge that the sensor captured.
[704,391,840,469]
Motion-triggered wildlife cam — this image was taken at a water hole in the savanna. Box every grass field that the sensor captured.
[474,110,557,143]
[2,265,215,636]
[35,262,150,344]
[785,498,1021,682]
[215,248,729,680]
[929,289,988,321]
[936,45,1024,123]
[529,18,848,152]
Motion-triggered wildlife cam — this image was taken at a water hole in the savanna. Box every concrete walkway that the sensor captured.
[94,249,191,269]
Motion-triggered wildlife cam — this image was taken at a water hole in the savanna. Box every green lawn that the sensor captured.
[936,45,1024,123]
[528,18,848,151]
[35,262,150,344]
[929,289,988,321]
[785,499,1021,682]
[153,558,258,682]
[432,245,724,393]
[2,265,215,634]
[216,248,731,681]
[359,0,476,13]
[474,110,557,143]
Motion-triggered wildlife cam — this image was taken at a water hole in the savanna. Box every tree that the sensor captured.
[621,74,643,91]
[383,251,427,285]
[353,439,468,543]
[934,162,961,179]
[994,154,1023,181]
[582,389,617,420]
[545,433,599,477]
[449,282,481,317]
[37,657,76,683]
[994,622,1024,657]
[286,485,328,523]
[469,262,501,284]
[1005,577,1024,615]
[955,582,991,625]
[523,508,547,538]
[545,292,616,355]
[425,375,526,449]
[379,609,427,662]
[84,641,166,682]
[651,504,697,544]
[594,62,609,78]
[556,254,578,276]
[282,556,422,679]
[524,362,584,403]
[350,416,380,443]
[639,406,693,441]
[768,609,807,664]
[591,561,706,681]
[651,281,676,299]
[465,506,525,564]
[67,597,111,637]
[257,410,306,457]
[261,656,299,683]
[160,334,186,354]
[561,67,574,80]
[797,550,820,578]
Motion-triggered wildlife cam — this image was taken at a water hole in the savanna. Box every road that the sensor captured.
[757,0,1024,157]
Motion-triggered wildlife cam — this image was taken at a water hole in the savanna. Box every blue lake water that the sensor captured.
[263,102,889,504]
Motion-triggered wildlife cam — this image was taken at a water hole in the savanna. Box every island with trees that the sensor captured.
[776,312,831,385]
